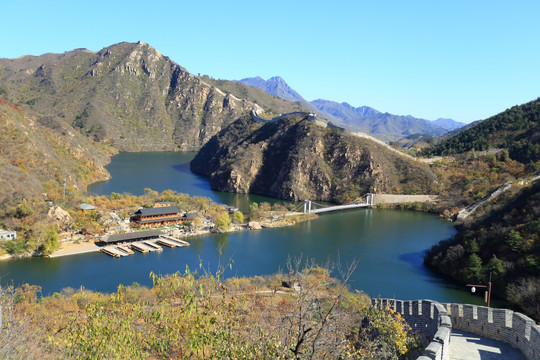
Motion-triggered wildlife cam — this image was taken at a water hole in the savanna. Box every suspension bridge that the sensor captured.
[297,194,374,214]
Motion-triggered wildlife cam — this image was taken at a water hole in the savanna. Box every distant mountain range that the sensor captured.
[238,76,465,141]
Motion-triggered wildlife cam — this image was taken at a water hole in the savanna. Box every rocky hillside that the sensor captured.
[0,42,260,151]
[201,76,307,116]
[190,113,438,203]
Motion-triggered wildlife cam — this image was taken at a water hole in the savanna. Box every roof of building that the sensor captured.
[186,213,199,220]
[101,230,163,243]
[135,206,180,216]
[79,203,96,210]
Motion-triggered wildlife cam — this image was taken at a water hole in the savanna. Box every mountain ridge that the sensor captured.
[237,76,465,141]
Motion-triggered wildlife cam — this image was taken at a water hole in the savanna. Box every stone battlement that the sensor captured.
[373,298,540,360]
[372,299,451,360]
[445,303,540,360]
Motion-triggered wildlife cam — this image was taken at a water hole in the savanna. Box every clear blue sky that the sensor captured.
[2,0,539,123]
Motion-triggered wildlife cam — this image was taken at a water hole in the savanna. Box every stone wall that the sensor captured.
[372,299,451,360]
[371,194,439,205]
[444,303,540,360]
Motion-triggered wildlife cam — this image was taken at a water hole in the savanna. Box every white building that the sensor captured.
[0,229,16,241]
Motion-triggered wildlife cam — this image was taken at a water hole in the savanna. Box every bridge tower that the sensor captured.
[303,200,313,214]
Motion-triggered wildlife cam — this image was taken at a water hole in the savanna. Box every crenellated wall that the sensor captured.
[444,303,540,360]
[372,299,451,360]
[372,299,540,360]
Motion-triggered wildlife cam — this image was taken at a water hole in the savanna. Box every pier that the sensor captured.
[160,235,190,247]
[156,238,177,248]
[116,245,134,255]
[143,240,163,251]
[100,246,126,258]
[129,242,150,254]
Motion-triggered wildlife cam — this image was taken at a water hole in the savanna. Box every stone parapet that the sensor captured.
[444,303,540,360]
[372,299,451,360]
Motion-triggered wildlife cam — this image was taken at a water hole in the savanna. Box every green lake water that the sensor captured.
[0,152,485,305]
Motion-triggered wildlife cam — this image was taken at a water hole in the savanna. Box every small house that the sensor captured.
[0,229,17,241]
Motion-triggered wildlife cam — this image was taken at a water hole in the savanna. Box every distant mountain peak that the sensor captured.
[237,76,305,103]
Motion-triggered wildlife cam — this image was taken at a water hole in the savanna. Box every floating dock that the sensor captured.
[116,245,134,255]
[143,240,163,251]
[130,242,150,254]
[100,246,125,258]
[160,235,190,247]
[156,238,177,248]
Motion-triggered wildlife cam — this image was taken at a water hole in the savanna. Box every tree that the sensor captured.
[144,188,158,198]
[249,202,259,213]
[39,226,59,256]
[487,255,506,276]
[190,217,203,230]
[14,203,33,218]
[465,254,483,282]
[214,212,231,231]
[232,211,244,224]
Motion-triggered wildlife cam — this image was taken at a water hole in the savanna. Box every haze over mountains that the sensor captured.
[238,76,466,141]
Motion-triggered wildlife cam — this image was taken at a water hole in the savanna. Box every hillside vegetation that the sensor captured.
[0,266,420,359]
[425,180,540,321]
[0,97,117,255]
[421,98,540,165]
[191,113,438,203]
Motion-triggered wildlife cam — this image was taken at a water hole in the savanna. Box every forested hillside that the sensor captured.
[425,180,540,321]
[421,98,540,165]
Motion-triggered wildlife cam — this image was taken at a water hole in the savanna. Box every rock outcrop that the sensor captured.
[47,206,73,229]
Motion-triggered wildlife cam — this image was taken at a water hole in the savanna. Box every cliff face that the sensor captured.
[191,113,438,203]
[0,42,254,151]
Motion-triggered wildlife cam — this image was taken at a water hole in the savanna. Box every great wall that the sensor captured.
[373,298,540,360]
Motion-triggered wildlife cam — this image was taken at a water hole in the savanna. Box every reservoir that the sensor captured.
[0,152,482,304]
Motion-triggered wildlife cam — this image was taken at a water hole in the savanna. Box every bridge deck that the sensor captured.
[310,203,370,214]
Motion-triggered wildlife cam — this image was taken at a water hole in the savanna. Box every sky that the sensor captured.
[2,0,540,123]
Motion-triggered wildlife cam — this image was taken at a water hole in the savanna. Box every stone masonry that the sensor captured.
[373,299,540,360]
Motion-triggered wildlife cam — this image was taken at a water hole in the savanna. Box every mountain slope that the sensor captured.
[190,113,438,203]
[421,98,540,164]
[0,42,257,151]
[0,97,114,207]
